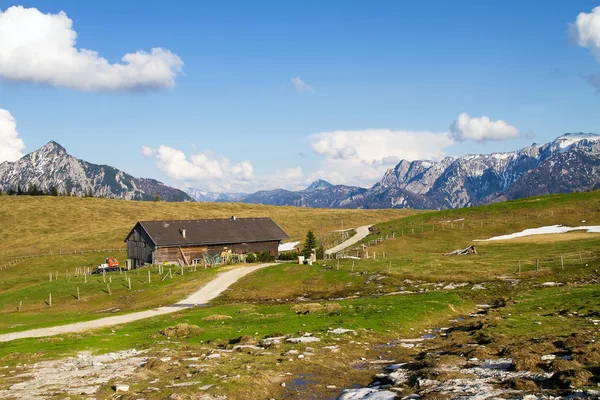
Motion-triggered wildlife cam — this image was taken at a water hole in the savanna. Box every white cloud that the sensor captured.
[0,108,25,163]
[141,146,156,157]
[291,76,315,93]
[569,6,600,60]
[449,113,520,142]
[0,6,183,92]
[309,129,454,187]
[143,145,254,186]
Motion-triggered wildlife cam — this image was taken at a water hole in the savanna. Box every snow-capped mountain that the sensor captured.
[0,141,192,201]
[184,188,248,202]
[362,133,600,209]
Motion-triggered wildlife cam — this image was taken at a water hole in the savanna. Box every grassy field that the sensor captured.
[0,196,414,265]
[0,290,472,399]
[0,252,222,332]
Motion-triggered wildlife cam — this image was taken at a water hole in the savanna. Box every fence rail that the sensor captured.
[1,248,127,270]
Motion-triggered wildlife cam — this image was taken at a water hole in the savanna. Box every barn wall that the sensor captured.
[154,240,280,264]
[126,225,155,267]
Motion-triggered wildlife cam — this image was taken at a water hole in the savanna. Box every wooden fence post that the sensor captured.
[388,261,391,274]
[18,301,22,312]
[84,273,87,283]
[579,252,583,264]
[77,287,80,300]
[518,261,521,276]
[337,259,339,271]
[561,256,564,271]
[49,272,52,282]
[49,293,52,307]
[128,278,131,290]
[351,261,355,272]
[536,259,539,273]
[169,268,172,279]
[148,270,151,283]
[107,284,111,295]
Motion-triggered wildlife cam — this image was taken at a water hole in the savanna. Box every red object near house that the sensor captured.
[106,257,119,270]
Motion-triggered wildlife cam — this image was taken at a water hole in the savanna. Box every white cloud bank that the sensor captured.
[569,6,600,60]
[569,6,600,90]
[309,129,454,187]
[291,76,314,93]
[0,6,183,92]
[144,113,520,191]
[449,113,520,142]
[0,109,25,163]
[142,145,254,192]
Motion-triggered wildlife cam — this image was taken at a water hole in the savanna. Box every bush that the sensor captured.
[278,251,300,261]
[246,253,257,263]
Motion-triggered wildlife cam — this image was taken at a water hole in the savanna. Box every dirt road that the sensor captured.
[0,263,274,343]
[324,225,372,256]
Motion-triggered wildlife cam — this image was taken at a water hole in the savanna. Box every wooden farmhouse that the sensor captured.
[124,217,289,268]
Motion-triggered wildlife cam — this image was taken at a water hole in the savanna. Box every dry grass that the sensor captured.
[0,196,415,264]
[290,302,342,315]
[202,314,233,321]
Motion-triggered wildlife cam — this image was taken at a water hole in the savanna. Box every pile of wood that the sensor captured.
[443,245,477,256]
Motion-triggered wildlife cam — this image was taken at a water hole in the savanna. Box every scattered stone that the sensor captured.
[471,284,486,290]
[541,354,556,361]
[329,328,358,335]
[113,383,129,392]
[206,353,221,359]
[286,337,321,344]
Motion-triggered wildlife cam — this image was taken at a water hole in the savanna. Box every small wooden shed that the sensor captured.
[124,217,289,268]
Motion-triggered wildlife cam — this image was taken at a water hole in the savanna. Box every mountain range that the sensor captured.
[2,133,599,208]
[0,141,191,201]
[185,133,600,209]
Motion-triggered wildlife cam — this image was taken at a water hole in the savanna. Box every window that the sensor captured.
[192,259,202,265]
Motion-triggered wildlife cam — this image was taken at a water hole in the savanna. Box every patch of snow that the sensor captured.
[474,225,600,241]
[278,241,301,252]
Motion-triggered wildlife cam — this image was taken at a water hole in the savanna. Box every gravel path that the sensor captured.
[325,225,372,255]
[0,263,275,343]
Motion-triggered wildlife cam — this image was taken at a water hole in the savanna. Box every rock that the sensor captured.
[113,384,129,392]
[329,328,358,335]
[286,337,321,344]
[284,350,299,355]
[471,284,486,290]
[383,363,408,372]
[206,353,221,359]
[541,354,556,361]
[298,354,305,359]
[281,382,286,387]
[260,337,286,346]
[338,388,397,400]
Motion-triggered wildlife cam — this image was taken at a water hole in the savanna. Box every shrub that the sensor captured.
[246,253,257,263]
[278,251,300,261]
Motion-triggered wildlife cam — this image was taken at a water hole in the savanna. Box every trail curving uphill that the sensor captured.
[0,263,275,343]
[325,225,372,256]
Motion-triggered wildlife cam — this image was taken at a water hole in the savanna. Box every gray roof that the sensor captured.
[129,217,289,247]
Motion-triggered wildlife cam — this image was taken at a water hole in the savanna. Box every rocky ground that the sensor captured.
[1,278,599,399]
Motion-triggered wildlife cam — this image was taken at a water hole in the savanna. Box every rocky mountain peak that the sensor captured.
[305,179,333,191]
[37,141,67,156]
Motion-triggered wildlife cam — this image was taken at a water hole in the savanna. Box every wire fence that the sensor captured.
[1,248,127,270]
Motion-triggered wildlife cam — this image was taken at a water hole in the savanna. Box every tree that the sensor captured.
[302,230,318,258]
[50,186,59,196]
[154,192,160,202]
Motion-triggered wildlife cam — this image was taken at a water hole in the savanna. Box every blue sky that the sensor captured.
[1,1,600,192]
